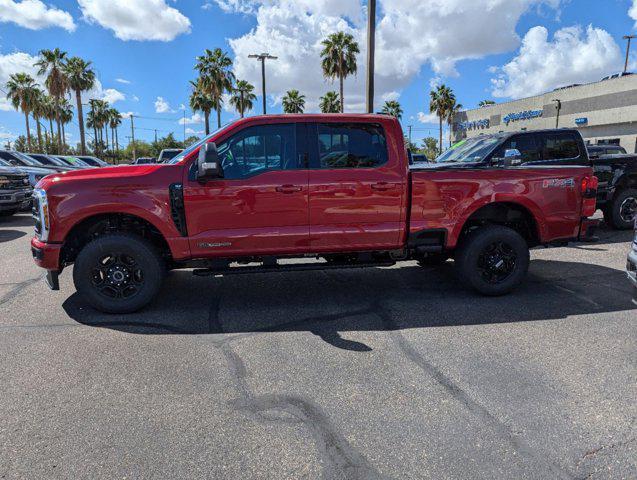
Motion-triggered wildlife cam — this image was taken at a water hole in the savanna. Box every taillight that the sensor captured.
[581,175,598,217]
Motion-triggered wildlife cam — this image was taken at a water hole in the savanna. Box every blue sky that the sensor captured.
[1,0,636,147]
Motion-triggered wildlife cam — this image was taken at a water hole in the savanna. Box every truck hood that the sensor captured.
[38,164,166,187]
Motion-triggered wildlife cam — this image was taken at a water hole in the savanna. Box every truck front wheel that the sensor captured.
[455,225,530,296]
[73,233,165,313]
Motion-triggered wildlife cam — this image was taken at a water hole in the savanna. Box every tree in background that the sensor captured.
[13,135,28,152]
[5,73,38,151]
[230,80,256,118]
[282,89,306,114]
[195,48,235,128]
[35,48,69,153]
[381,100,403,120]
[108,108,122,158]
[64,56,95,155]
[185,135,201,147]
[445,99,463,148]
[478,100,495,107]
[429,84,455,156]
[31,88,47,151]
[321,32,359,113]
[421,137,439,160]
[190,79,216,134]
[319,91,341,113]
[58,98,73,152]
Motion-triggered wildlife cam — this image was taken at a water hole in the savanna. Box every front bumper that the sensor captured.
[31,237,62,271]
[0,189,32,211]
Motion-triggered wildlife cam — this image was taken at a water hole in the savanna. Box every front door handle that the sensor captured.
[276,184,302,194]
[371,182,395,191]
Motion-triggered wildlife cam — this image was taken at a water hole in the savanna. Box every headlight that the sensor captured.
[33,189,49,241]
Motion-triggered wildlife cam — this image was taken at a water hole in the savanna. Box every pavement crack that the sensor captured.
[0,275,42,306]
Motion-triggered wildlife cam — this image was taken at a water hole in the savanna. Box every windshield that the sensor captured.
[435,136,503,164]
[0,159,10,167]
[168,125,230,164]
[62,156,90,167]
[13,151,42,166]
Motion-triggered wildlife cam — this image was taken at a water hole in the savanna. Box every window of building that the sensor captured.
[317,123,388,169]
[216,124,297,179]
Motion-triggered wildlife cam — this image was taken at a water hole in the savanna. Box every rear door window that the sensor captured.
[493,135,540,164]
[316,123,388,169]
[541,133,580,162]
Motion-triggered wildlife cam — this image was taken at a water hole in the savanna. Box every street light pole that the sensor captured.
[366,0,376,114]
[249,53,277,114]
[552,99,561,128]
[130,114,136,162]
[623,35,636,74]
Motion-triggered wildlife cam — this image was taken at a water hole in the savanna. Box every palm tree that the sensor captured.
[189,80,216,135]
[35,48,69,153]
[282,90,305,114]
[478,100,496,108]
[230,80,256,118]
[58,98,73,152]
[88,99,108,156]
[108,108,122,157]
[445,100,463,148]
[429,84,454,156]
[195,48,235,128]
[319,91,341,113]
[381,100,403,120]
[5,73,38,151]
[41,94,56,152]
[64,56,95,155]
[31,88,46,151]
[320,32,359,113]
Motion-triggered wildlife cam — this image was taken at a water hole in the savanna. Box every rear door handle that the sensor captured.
[276,184,302,194]
[371,182,395,191]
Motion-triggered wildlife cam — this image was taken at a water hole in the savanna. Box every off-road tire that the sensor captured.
[455,225,530,296]
[73,233,164,313]
[607,188,637,230]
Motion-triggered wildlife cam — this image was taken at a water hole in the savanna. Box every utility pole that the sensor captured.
[623,35,636,74]
[552,99,561,128]
[154,129,158,144]
[248,53,277,114]
[365,0,376,113]
[408,125,413,143]
[130,115,136,162]
[183,109,186,148]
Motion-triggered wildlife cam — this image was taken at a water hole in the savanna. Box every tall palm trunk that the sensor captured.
[34,115,42,151]
[339,58,344,113]
[240,91,245,118]
[55,104,62,154]
[438,116,443,156]
[75,89,86,155]
[217,108,221,129]
[61,122,66,152]
[111,127,115,155]
[103,126,109,151]
[204,111,210,135]
[93,126,98,155]
[24,112,32,151]
[115,128,119,164]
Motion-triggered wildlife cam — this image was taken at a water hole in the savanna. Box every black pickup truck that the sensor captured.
[591,153,637,229]
[0,166,31,217]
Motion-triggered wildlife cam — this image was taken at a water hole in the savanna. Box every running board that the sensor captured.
[192,260,396,277]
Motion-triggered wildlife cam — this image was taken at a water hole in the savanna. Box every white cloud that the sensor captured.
[630,1,637,26]
[179,113,204,125]
[185,127,204,135]
[78,0,191,41]
[154,96,175,113]
[132,95,140,102]
[0,0,75,31]
[101,88,126,104]
[225,0,560,112]
[115,78,131,84]
[417,112,439,125]
[490,25,623,99]
[120,111,135,119]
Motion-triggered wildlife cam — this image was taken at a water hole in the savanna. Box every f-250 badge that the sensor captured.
[543,178,575,188]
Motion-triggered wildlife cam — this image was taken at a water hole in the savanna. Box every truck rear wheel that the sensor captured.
[455,225,529,296]
[607,188,637,230]
[73,233,164,313]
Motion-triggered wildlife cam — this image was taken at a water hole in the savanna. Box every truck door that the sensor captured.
[307,122,406,251]
[183,122,310,258]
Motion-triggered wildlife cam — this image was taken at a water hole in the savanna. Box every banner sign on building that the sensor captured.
[503,109,543,125]
[457,119,490,130]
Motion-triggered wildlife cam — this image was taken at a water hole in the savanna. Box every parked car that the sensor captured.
[411,153,429,164]
[75,155,109,167]
[57,156,94,169]
[0,165,31,217]
[31,116,598,313]
[590,153,637,229]
[26,153,76,171]
[156,149,182,163]
[134,157,156,164]
[627,219,636,303]
[587,145,627,159]
[0,151,57,187]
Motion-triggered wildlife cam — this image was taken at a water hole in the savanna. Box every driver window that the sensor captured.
[216,124,297,180]
[493,135,540,164]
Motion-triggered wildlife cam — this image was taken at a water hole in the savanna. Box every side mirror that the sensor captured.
[502,148,522,166]
[197,142,222,180]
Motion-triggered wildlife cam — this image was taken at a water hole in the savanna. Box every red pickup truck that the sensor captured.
[31,115,598,313]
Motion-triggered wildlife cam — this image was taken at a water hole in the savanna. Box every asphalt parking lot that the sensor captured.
[0,213,635,479]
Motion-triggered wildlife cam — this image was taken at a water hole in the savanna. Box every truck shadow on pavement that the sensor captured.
[63,257,636,352]
[0,229,26,243]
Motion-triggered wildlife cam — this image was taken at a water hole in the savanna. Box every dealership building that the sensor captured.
[452,74,637,153]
